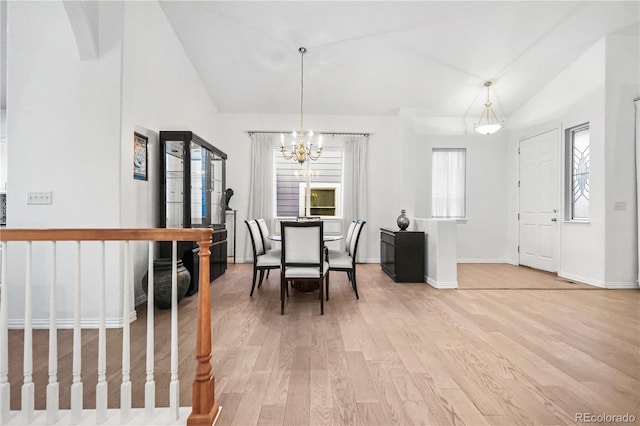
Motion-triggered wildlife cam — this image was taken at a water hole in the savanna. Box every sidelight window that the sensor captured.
[565,123,590,220]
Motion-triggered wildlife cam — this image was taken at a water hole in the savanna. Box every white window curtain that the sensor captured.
[432,148,466,218]
[635,98,640,285]
[343,135,368,260]
[247,133,277,260]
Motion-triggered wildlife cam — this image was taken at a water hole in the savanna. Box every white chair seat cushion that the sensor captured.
[256,251,281,267]
[328,250,353,269]
[285,262,329,278]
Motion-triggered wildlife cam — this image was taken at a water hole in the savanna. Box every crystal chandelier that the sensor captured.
[280,47,323,165]
[474,81,505,135]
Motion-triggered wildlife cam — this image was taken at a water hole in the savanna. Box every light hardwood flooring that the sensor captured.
[457,263,596,290]
[7,263,640,425]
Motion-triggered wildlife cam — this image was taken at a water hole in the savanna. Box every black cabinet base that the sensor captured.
[380,228,425,282]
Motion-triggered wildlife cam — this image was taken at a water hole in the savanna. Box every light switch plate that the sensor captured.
[613,201,626,211]
[27,191,53,205]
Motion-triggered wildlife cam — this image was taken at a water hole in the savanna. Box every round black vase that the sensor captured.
[142,258,191,309]
[397,209,410,231]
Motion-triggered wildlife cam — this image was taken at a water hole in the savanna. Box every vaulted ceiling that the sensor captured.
[162,1,639,119]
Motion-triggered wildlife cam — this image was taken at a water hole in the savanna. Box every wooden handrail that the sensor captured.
[0,228,212,242]
[0,228,219,425]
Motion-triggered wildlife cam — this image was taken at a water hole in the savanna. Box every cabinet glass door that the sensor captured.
[164,140,184,228]
[210,152,224,226]
[190,142,208,226]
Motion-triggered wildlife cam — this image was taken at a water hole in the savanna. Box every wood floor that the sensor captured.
[7,262,640,425]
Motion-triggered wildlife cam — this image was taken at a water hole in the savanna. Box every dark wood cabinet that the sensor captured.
[159,131,228,294]
[380,228,425,282]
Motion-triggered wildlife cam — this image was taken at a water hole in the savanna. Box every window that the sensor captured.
[275,149,343,218]
[298,183,340,217]
[432,148,466,218]
[565,123,590,220]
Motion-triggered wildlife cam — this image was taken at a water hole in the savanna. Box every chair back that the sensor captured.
[246,219,265,256]
[349,220,367,261]
[256,218,272,251]
[281,220,324,268]
[344,219,357,253]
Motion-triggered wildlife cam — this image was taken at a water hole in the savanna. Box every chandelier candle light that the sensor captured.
[474,81,505,135]
[280,47,323,165]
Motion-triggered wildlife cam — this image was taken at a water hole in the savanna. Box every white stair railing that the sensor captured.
[0,229,219,426]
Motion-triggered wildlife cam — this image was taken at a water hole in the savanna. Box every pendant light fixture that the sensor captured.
[474,81,505,135]
[280,47,323,164]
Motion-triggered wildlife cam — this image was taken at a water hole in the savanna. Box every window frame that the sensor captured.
[564,122,590,222]
[431,147,467,220]
[297,182,341,218]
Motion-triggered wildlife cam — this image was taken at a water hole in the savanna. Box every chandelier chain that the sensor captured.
[300,47,305,130]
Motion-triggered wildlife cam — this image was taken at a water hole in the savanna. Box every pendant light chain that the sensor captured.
[300,47,305,131]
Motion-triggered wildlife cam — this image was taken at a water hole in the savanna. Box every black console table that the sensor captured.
[380,228,425,282]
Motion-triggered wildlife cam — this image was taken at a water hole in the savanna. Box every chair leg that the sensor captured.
[352,269,359,299]
[266,269,270,278]
[280,275,285,315]
[258,269,265,288]
[320,277,324,315]
[250,266,258,297]
[326,271,330,301]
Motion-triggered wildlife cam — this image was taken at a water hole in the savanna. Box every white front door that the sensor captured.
[519,129,560,272]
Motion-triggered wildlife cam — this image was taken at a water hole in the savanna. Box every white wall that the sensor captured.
[603,32,639,287]
[6,1,126,326]
[508,40,606,285]
[5,0,227,327]
[120,1,222,303]
[507,33,639,288]
[411,130,509,262]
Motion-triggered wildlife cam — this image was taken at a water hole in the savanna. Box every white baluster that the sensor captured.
[70,241,83,424]
[46,242,59,424]
[120,241,132,423]
[22,242,34,424]
[145,241,156,422]
[0,242,10,424]
[169,240,179,419]
[96,241,108,424]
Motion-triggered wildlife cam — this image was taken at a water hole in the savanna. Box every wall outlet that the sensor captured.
[27,191,52,205]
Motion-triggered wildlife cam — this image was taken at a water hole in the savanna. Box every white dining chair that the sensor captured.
[245,219,280,296]
[280,220,328,315]
[327,220,366,300]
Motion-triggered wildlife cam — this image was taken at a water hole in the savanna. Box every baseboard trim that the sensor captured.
[601,281,640,289]
[135,294,147,307]
[558,273,639,289]
[8,310,138,330]
[426,276,458,289]
[457,258,509,263]
[558,272,605,288]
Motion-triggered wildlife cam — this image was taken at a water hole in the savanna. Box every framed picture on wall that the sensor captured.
[133,132,148,181]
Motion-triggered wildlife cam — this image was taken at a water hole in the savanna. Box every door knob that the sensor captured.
[551,218,557,222]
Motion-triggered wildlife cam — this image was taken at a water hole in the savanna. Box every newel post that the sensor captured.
[187,234,219,425]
